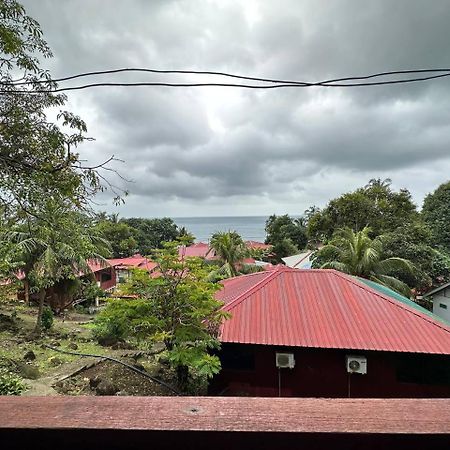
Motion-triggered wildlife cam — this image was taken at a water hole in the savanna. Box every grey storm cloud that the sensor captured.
[20,0,450,216]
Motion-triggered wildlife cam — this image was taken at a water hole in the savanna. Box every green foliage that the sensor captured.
[92,303,131,342]
[177,226,195,245]
[94,215,137,258]
[40,306,53,330]
[2,200,111,331]
[314,227,414,296]
[75,279,106,306]
[307,179,418,241]
[209,231,248,278]
[265,214,307,260]
[0,369,26,395]
[381,222,450,293]
[121,217,180,255]
[95,241,228,388]
[422,181,450,253]
[0,0,117,220]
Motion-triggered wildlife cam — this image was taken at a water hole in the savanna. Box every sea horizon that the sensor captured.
[173,215,270,243]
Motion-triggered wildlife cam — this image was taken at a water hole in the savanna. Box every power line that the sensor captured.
[2,68,450,94]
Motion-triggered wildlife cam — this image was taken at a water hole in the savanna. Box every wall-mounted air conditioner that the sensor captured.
[345,355,367,374]
[275,352,295,369]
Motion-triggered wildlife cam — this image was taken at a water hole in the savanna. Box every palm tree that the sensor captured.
[5,209,110,334]
[209,231,249,279]
[315,227,414,296]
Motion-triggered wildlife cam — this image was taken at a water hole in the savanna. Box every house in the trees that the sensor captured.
[178,242,217,260]
[422,282,450,323]
[87,260,116,291]
[210,266,450,398]
[178,241,272,264]
[107,254,158,284]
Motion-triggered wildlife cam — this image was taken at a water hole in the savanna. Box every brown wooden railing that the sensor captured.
[1,397,449,449]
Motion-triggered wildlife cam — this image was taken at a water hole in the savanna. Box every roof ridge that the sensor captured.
[332,270,450,334]
[222,268,283,313]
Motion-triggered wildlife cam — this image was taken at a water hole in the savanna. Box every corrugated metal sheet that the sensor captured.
[216,266,450,354]
[107,255,157,272]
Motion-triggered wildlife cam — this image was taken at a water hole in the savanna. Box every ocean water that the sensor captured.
[173,216,268,243]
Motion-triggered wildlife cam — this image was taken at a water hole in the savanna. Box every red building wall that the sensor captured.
[94,267,116,291]
[210,344,450,398]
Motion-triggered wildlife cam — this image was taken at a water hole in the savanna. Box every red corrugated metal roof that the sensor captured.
[178,243,216,260]
[216,266,450,354]
[107,255,157,272]
[245,241,272,250]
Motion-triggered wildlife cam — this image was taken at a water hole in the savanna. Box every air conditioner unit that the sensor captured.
[276,352,295,369]
[346,355,367,374]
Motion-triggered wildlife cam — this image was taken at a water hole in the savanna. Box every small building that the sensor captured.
[87,260,116,291]
[178,243,216,260]
[422,282,450,323]
[107,254,158,284]
[282,250,314,269]
[210,266,450,398]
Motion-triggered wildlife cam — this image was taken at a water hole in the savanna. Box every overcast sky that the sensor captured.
[22,0,450,217]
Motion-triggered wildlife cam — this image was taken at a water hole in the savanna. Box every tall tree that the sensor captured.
[307,180,418,241]
[209,231,248,278]
[265,214,307,260]
[121,217,180,255]
[422,181,450,254]
[0,0,119,221]
[94,216,137,258]
[380,222,450,294]
[314,227,414,296]
[5,201,110,332]
[95,241,228,389]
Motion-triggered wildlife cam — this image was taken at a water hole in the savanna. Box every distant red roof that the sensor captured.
[87,259,111,273]
[215,266,450,354]
[178,243,216,260]
[107,254,157,272]
[245,241,272,250]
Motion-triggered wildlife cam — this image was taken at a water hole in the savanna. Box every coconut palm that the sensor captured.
[5,207,110,333]
[315,227,414,296]
[209,231,249,279]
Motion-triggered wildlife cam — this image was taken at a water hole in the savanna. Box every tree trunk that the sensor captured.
[176,364,189,391]
[23,277,30,306]
[33,288,46,335]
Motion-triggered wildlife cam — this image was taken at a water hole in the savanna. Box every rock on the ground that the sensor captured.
[48,356,63,366]
[23,350,36,361]
[67,342,78,350]
[111,341,134,350]
[96,379,118,396]
[98,336,119,347]
[17,363,40,380]
[50,341,61,347]
[0,313,17,332]
[89,375,102,389]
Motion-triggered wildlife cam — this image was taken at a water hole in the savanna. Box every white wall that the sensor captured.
[432,287,450,322]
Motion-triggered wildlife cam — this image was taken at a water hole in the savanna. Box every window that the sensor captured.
[101,272,112,283]
[220,345,255,370]
[439,303,447,309]
[397,355,450,385]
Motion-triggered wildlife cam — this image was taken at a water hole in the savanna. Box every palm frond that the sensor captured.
[370,274,411,297]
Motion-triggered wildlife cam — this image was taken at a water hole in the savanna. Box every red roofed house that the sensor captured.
[107,254,158,284]
[87,260,116,291]
[178,242,216,260]
[210,266,450,398]
[245,240,272,251]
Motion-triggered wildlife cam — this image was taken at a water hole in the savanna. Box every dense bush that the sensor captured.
[41,306,53,330]
[0,369,26,395]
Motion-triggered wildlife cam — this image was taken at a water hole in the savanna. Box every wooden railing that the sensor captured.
[1,397,449,449]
